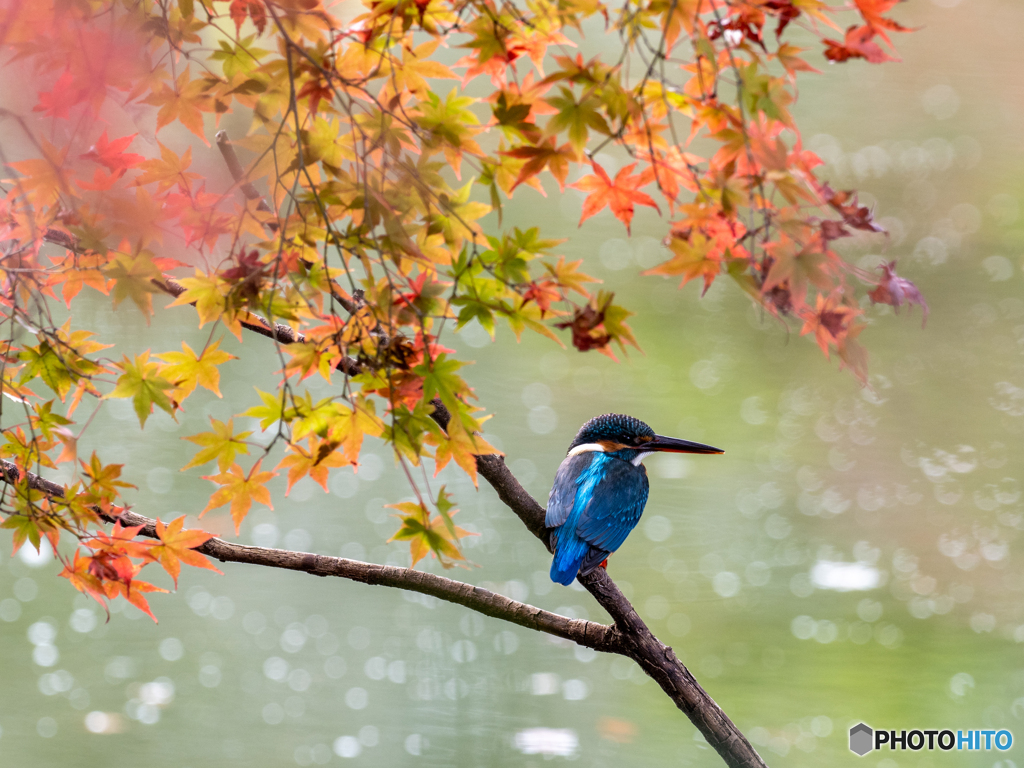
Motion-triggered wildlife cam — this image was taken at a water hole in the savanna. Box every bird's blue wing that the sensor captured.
[545,452,597,528]
[575,459,650,554]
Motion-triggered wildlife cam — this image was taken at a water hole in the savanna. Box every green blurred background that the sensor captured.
[3,0,1024,766]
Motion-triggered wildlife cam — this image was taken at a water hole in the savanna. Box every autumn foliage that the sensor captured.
[0,0,918,618]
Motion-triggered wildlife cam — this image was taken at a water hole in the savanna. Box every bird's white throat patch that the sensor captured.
[566,442,605,458]
[631,451,653,466]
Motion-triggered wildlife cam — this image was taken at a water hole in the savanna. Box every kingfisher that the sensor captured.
[546,414,723,585]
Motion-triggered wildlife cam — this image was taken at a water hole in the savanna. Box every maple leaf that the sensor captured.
[415,354,471,415]
[868,261,928,326]
[500,137,574,192]
[555,296,611,353]
[546,87,609,153]
[33,70,86,118]
[19,341,76,401]
[60,550,111,613]
[822,185,886,233]
[52,251,110,305]
[433,415,499,487]
[230,0,268,35]
[799,292,863,357]
[80,452,136,509]
[520,279,562,316]
[824,26,896,64]
[775,43,822,76]
[149,516,222,588]
[762,237,835,307]
[104,250,163,317]
[145,71,213,144]
[8,139,69,209]
[854,0,915,44]
[645,229,722,296]
[183,417,253,472]
[134,143,200,192]
[277,436,348,493]
[201,461,276,533]
[655,0,709,48]
[387,486,475,568]
[637,147,703,209]
[108,352,176,427]
[241,388,285,430]
[570,162,660,235]
[0,481,56,555]
[545,255,597,297]
[119,576,168,622]
[156,340,236,399]
[328,398,385,464]
[80,130,145,178]
[414,89,484,178]
[166,271,242,338]
[645,216,747,295]
[379,39,458,101]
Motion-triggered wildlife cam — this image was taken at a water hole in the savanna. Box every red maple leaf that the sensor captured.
[868,261,928,326]
[80,130,145,178]
[230,0,267,35]
[821,184,885,233]
[824,25,896,64]
[33,71,87,118]
[570,161,661,235]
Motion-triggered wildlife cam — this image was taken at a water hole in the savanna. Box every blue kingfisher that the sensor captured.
[546,414,723,585]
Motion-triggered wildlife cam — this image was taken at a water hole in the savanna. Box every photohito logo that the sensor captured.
[848,723,1013,756]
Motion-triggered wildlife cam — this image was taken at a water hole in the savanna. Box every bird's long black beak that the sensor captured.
[647,435,724,455]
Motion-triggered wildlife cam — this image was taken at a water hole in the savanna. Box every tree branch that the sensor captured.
[214,130,276,222]
[0,459,619,651]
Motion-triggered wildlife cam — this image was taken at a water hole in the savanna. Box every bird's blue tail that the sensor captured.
[549,529,589,586]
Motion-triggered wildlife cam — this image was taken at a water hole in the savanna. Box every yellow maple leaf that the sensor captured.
[156,340,236,399]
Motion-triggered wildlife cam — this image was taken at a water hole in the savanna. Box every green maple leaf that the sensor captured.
[20,341,75,400]
[546,87,610,152]
[415,354,468,412]
[108,352,175,427]
[104,251,162,318]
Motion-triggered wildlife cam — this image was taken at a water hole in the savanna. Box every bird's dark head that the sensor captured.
[567,413,723,463]
[570,414,654,450]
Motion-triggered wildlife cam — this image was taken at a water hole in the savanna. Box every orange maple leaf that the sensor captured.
[570,161,660,235]
[799,291,862,356]
[148,516,222,588]
[854,0,915,44]
[145,71,213,144]
[119,575,167,622]
[201,460,275,533]
[277,437,349,493]
[500,137,574,192]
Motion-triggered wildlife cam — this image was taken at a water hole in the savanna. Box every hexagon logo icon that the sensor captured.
[849,723,873,756]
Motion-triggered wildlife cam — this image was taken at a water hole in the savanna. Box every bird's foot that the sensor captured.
[599,559,608,569]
